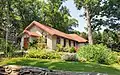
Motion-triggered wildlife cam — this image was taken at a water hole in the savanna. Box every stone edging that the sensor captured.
[1,65,108,75]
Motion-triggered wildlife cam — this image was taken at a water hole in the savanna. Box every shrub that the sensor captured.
[78,57,87,62]
[29,36,47,49]
[77,44,117,65]
[69,47,75,53]
[25,48,61,59]
[117,56,120,64]
[56,44,75,53]
[56,44,63,52]
[61,53,78,61]
[114,52,120,56]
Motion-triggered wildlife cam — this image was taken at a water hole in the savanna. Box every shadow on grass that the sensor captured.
[6,58,120,75]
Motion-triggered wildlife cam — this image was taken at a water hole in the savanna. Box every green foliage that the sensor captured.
[56,44,75,53]
[69,47,75,53]
[117,56,120,64]
[78,57,87,62]
[61,53,78,61]
[92,30,120,51]
[63,46,70,52]
[25,48,61,59]
[70,30,80,35]
[29,36,47,49]
[96,0,120,31]
[64,46,75,53]
[77,44,117,65]
[0,38,17,57]
[80,32,88,40]
[0,38,6,52]
[5,43,17,57]
[102,29,120,51]
[56,44,63,52]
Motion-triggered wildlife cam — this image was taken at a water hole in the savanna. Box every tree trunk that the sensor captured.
[85,7,93,45]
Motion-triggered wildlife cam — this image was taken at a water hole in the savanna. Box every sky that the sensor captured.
[62,0,86,32]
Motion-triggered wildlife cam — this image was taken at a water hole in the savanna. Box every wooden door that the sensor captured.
[24,38,29,49]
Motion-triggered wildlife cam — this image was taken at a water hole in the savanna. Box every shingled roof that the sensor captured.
[24,21,87,43]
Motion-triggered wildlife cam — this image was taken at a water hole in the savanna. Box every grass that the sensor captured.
[0,57,120,75]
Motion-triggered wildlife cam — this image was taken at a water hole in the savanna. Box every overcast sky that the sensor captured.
[62,0,86,32]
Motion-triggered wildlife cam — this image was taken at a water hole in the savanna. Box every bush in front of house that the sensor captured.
[69,47,76,53]
[56,44,63,52]
[29,36,47,50]
[61,53,78,61]
[25,48,61,59]
[77,44,117,65]
[56,44,75,53]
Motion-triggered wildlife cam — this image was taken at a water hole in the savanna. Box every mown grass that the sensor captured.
[0,57,120,75]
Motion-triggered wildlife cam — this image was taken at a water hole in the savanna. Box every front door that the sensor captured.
[24,37,29,49]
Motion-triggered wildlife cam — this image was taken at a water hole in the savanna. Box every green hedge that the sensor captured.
[25,48,61,59]
[77,44,117,65]
[56,44,75,53]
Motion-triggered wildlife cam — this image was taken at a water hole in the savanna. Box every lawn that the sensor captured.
[0,58,120,75]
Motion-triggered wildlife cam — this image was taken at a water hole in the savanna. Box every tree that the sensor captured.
[70,30,80,35]
[92,0,120,31]
[102,0,120,31]
[80,32,88,40]
[91,29,120,51]
[101,29,120,51]
[74,0,102,44]
[92,31,102,44]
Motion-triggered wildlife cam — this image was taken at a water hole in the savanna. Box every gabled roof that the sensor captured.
[24,30,40,37]
[24,21,87,43]
[69,34,87,42]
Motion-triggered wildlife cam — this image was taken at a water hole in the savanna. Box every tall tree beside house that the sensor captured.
[74,0,102,44]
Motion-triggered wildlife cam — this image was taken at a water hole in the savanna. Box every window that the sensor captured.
[63,38,66,47]
[57,36,60,44]
[24,37,29,49]
[69,40,71,46]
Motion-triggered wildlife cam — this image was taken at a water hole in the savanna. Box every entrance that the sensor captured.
[24,37,29,49]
